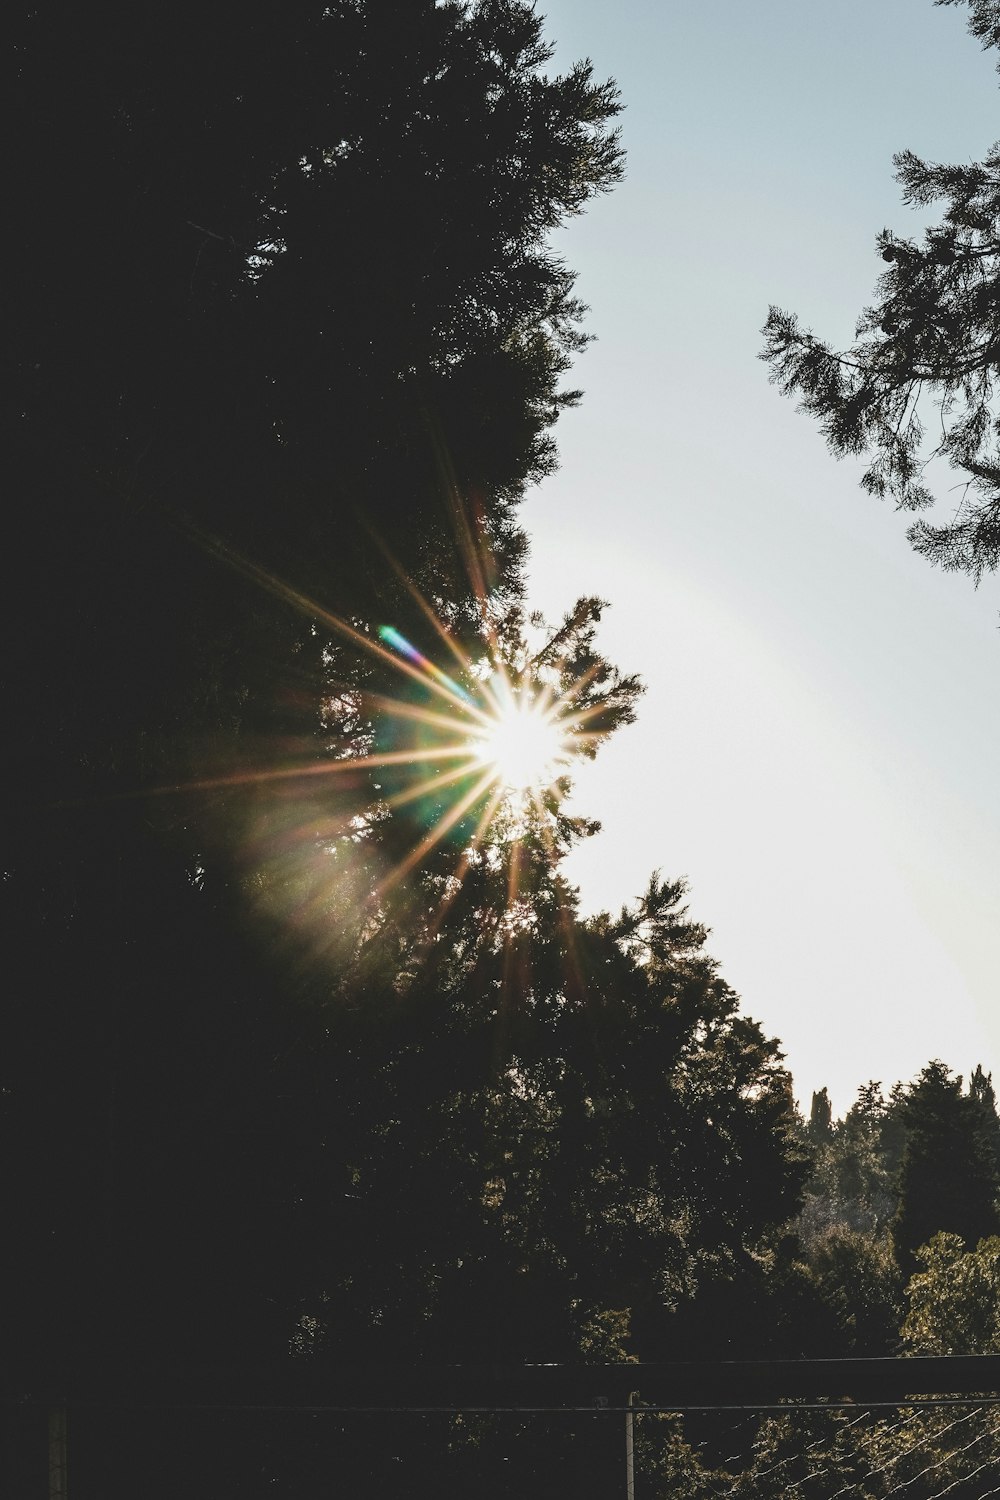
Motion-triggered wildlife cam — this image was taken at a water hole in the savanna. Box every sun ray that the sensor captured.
[363,693,487,739]
[416,782,508,948]
[361,523,485,684]
[374,764,500,899]
[506,830,524,912]
[50,742,488,810]
[382,754,487,812]
[165,510,492,722]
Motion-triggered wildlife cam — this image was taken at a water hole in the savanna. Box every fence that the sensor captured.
[5,1356,1000,1498]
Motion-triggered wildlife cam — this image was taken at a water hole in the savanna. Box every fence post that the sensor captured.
[625,1391,636,1500]
[48,1405,68,1500]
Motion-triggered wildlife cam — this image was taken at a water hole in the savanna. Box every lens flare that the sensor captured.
[64,463,639,1002]
[82,504,623,962]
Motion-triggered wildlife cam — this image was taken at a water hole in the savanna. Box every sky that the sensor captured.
[520,0,999,1116]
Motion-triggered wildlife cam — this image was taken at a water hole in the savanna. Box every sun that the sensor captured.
[468,692,570,795]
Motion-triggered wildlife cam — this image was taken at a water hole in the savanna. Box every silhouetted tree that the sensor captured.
[4,0,626,1384]
[938,0,1000,65]
[10,0,624,788]
[762,0,999,581]
[807,1087,833,1142]
[892,1061,1000,1275]
[280,865,809,1371]
[968,1062,1000,1167]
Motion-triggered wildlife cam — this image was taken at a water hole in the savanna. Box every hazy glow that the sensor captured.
[527,0,1000,1115]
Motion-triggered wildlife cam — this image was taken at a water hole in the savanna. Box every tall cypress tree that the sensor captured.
[968,1063,1000,1169]
[807,1087,834,1142]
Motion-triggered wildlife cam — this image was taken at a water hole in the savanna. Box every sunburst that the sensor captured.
[98,504,626,957]
[466,684,571,796]
[370,623,588,862]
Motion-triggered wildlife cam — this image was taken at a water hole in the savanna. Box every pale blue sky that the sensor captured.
[523,0,999,1114]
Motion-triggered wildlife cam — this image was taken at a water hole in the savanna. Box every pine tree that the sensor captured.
[761,0,1000,581]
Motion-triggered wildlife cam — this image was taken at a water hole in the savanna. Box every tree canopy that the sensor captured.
[761,0,1000,582]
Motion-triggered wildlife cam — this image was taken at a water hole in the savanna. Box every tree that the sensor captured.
[256,822,808,1369]
[797,1079,905,1243]
[968,1062,1000,1168]
[892,1061,1000,1274]
[761,0,1000,581]
[901,1230,1000,1354]
[939,0,1000,61]
[792,1083,905,1356]
[4,0,628,1384]
[803,1224,902,1355]
[807,1086,833,1142]
[9,0,625,778]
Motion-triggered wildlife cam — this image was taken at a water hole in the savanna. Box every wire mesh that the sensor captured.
[643,1399,1000,1500]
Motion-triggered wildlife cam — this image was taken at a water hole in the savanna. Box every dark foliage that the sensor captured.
[807,1086,833,1142]
[6,0,627,1380]
[762,1,1000,581]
